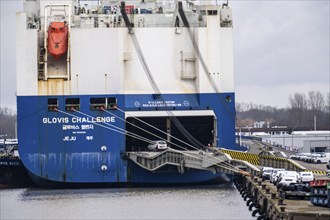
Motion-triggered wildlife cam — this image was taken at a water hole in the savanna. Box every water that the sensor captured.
[1,183,254,220]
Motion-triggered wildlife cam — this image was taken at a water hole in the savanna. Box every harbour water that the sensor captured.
[1,183,254,220]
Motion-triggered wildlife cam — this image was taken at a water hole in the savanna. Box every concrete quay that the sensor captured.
[235,175,330,220]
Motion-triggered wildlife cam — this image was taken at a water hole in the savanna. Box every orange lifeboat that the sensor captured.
[47,21,68,60]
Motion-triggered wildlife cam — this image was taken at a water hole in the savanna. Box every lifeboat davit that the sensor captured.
[47,21,68,60]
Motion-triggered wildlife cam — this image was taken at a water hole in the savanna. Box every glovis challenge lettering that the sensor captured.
[42,117,115,124]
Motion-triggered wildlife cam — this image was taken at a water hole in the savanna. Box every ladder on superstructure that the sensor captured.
[38,46,46,80]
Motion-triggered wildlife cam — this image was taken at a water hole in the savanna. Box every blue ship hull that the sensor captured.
[17,93,237,187]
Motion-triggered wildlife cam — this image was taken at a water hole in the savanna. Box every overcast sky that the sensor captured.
[1,0,329,111]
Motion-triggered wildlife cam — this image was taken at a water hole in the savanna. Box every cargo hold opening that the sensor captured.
[125,111,216,152]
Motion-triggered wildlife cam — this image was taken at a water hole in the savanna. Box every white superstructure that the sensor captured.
[16,0,234,97]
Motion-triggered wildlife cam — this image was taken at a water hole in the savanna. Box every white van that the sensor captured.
[298,171,314,183]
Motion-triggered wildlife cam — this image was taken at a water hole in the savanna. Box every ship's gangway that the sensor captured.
[127,148,239,174]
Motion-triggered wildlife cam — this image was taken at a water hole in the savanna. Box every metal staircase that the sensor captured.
[127,148,233,174]
[38,46,46,80]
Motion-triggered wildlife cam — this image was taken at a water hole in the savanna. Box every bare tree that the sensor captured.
[288,93,308,126]
[289,93,308,109]
[325,92,330,113]
[307,91,325,128]
[308,91,324,112]
[0,107,17,138]
[236,90,329,129]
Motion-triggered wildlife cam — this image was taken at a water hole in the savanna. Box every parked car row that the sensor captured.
[289,152,330,164]
[260,167,315,187]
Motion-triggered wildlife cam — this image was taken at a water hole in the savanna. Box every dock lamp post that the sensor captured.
[239,127,242,147]
[291,124,298,150]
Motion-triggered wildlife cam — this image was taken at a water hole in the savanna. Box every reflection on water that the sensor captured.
[1,183,254,219]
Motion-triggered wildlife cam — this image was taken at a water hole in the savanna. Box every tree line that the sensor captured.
[0,107,17,139]
[236,91,330,129]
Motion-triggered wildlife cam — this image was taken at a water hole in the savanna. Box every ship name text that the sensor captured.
[42,117,116,124]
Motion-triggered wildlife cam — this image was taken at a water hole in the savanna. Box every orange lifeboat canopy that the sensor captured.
[47,21,68,60]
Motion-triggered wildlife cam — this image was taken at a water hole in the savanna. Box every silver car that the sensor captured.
[147,140,168,151]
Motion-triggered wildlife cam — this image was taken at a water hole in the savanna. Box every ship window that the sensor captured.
[90,98,106,111]
[48,98,58,111]
[65,98,80,111]
[107,97,117,110]
[200,10,206,16]
[207,10,218,16]
[52,28,55,31]
[225,96,232,103]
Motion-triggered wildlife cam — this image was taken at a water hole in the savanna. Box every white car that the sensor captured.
[277,171,299,186]
[297,153,312,161]
[311,153,330,164]
[147,140,168,151]
[273,170,288,185]
[260,167,273,180]
[298,171,314,183]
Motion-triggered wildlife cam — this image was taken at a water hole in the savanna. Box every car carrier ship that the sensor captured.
[16,0,239,187]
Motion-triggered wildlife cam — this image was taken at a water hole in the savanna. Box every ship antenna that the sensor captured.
[222,0,229,8]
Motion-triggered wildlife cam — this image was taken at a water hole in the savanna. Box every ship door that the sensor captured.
[125,114,215,152]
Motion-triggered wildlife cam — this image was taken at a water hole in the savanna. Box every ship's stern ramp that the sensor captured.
[127,148,231,174]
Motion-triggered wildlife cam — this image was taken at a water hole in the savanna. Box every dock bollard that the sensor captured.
[278,198,285,206]
[271,193,276,199]
[252,209,260,217]
[249,202,257,211]
[246,199,254,206]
